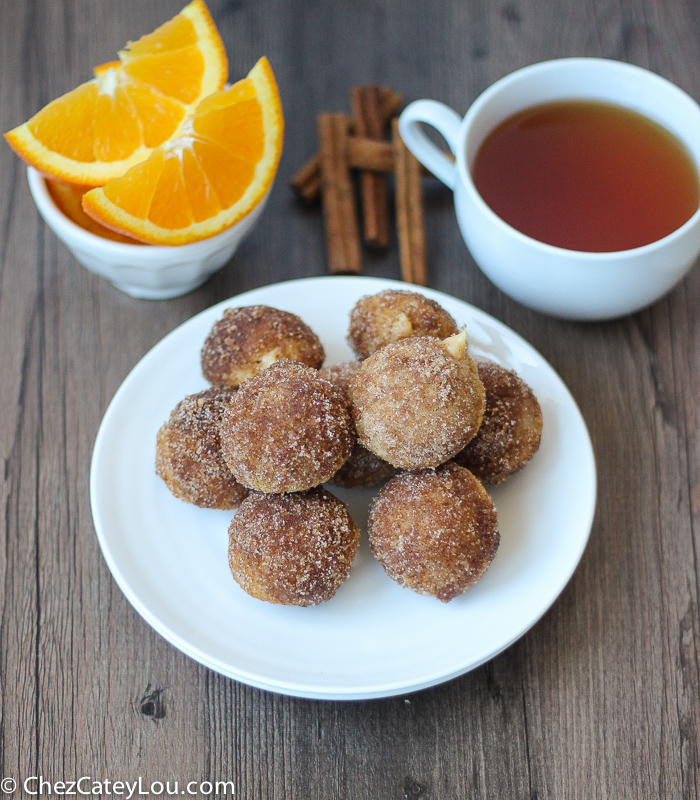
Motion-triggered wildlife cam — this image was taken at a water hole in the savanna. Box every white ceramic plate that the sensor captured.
[90,276,596,699]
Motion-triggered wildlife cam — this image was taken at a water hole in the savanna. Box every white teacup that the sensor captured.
[399,58,700,320]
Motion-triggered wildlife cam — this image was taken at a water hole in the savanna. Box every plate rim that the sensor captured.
[90,275,597,700]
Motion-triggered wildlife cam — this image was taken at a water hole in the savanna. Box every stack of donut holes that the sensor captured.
[156,290,543,606]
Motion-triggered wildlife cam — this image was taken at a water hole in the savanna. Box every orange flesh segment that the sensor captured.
[35,73,187,164]
[121,80,185,147]
[93,85,142,162]
[102,149,165,218]
[180,147,221,221]
[147,153,194,228]
[191,138,255,208]
[122,48,206,105]
[193,87,265,162]
[122,13,198,58]
[27,83,98,161]
[82,57,283,245]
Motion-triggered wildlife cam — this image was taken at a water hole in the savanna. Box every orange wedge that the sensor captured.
[5,0,227,186]
[82,57,283,246]
[46,181,140,243]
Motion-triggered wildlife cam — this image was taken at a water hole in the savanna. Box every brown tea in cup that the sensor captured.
[471,100,699,252]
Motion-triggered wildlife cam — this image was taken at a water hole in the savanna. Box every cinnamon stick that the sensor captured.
[317,113,362,275]
[347,137,396,172]
[377,86,404,122]
[289,154,321,204]
[290,86,403,203]
[291,137,437,205]
[351,85,390,248]
[393,119,427,286]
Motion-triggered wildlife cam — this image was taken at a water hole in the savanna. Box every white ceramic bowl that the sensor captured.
[399,58,700,320]
[27,166,268,299]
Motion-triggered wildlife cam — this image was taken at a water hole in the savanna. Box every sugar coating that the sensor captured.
[201,305,324,387]
[348,289,459,359]
[455,361,543,484]
[319,361,395,488]
[369,462,499,602]
[319,361,362,396]
[155,386,249,509]
[220,360,354,493]
[349,336,486,469]
[228,488,361,606]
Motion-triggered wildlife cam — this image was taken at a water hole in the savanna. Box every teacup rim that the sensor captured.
[456,56,700,261]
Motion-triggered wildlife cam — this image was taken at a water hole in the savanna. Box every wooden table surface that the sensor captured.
[2,1,700,798]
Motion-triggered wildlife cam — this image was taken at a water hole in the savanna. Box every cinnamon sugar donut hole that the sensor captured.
[155,387,248,509]
[330,442,396,490]
[369,462,499,602]
[454,361,543,485]
[349,333,486,469]
[220,361,354,493]
[228,488,360,606]
[319,361,394,488]
[201,305,324,387]
[348,289,458,359]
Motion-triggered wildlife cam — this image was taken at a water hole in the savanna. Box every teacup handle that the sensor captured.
[398,100,462,190]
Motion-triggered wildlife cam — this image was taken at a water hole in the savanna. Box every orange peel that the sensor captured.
[4,0,228,186]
